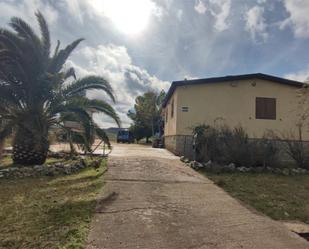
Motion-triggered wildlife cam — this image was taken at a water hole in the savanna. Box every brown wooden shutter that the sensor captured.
[256,97,276,120]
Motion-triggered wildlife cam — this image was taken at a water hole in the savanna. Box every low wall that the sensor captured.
[165,135,302,166]
[165,135,194,159]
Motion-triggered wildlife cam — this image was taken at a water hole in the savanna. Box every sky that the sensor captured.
[1,0,309,128]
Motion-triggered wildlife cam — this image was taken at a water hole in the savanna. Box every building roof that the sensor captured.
[162,73,304,107]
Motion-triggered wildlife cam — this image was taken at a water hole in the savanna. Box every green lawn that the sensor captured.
[0,160,106,249]
[205,172,309,224]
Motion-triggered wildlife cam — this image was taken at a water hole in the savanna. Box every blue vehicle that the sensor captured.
[117,130,134,143]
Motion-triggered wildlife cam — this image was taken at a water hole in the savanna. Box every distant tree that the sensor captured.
[128,90,165,142]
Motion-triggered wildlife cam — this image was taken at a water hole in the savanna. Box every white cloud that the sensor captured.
[210,0,231,31]
[177,9,183,21]
[62,0,84,24]
[0,0,58,27]
[281,0,309,38]
[194,0,231,32]
[68,44,170,128]
[245,6,268,42]
[285,67,309,82]
[194,0,207,14]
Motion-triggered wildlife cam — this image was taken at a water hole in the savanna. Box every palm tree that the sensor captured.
[0,12,120,165]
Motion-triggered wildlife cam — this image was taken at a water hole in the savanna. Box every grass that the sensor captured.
[0,159,106,249]
[0,156,76,169]
[205,172,309,224]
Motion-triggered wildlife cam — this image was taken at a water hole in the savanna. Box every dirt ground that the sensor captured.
[86,143,309,249]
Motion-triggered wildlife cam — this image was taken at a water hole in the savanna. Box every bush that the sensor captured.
[193,124,279,167]
[252,132,280,167]
[282,128,309,169]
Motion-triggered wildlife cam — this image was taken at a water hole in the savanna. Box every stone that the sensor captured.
[282,168,290,176]
[184,158,190,164]
[273,168,282,174]
[290,168,299,175]
[203,160,212,171]
[180,156,185,162]
[237,167,250,173]
[299,168,308,174]
[225,163,236,173]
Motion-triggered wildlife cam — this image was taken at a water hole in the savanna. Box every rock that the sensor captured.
[273,168,282,174]
[299,168,308,174]
[195,161,204,169]
[237,167,250,173]
[33,165,42,171]
[184,158,190,164]
[189,161,198,169]
[228,163,235,168]
[188,161,195,169]
[290,168,299,175]
[282,168,290,176]
[203,160,212,171]
[180,156,185,162]
[54,162,65,169]
[225,163,236,173]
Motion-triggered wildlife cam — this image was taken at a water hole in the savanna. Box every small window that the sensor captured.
[171,100,174,118]
[182,106,189,112]
[256,97,276,120]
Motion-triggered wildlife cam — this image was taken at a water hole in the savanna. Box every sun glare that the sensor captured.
[92,0,155,35]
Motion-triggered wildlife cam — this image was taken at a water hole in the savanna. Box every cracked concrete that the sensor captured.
[86,143,309,249]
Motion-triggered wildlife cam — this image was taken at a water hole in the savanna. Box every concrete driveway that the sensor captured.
[87,143,308,249]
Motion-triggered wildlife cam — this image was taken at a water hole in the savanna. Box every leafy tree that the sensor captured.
[128,90,165,142]
[0,12,120,165]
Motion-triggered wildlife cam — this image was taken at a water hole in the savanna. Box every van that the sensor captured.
[117,130,134,143]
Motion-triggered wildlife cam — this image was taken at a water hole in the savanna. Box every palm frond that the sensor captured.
[63,67,76,80]
[35,11,50,57]
[9,16,42,53]
[68,97,121,127]
[63,76,115,102]
[95,126,111,148]
[53,40,60,57]
[9,17,46,73]
[0,29,24,53]
[61,110,94,146]
[48,38,84,73]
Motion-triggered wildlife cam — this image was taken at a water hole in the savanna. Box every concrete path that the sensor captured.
[87,144,309,249]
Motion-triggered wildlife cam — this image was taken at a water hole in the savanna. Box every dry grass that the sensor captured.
[0,159,106,249]
[205,172,309,224]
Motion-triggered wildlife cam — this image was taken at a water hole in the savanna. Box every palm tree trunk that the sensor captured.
[12,127,49,165]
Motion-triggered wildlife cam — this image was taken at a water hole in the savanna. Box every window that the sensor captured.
[165,108,168,123]
[171,100,174,118]
[182,106,189,112]
[256,97,276,120]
